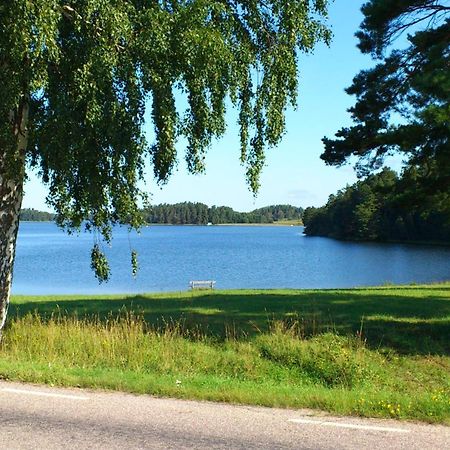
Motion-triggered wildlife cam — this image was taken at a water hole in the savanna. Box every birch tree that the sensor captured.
[0,0,330,332]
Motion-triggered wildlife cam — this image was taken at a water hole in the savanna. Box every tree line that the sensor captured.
[143,202,303,225]
[20,208,55,222]
[303,168,450,244]
[20,204,303,225]
[144,203,303,225]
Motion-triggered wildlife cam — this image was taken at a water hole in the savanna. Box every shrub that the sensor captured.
[256,324,380,388]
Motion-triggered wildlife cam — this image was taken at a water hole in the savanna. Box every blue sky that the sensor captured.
[23,0,381,213]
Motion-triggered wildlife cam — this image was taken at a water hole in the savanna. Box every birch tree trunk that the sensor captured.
[0,99,29,336]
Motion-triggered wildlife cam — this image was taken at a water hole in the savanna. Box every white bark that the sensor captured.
[0,100,28,335]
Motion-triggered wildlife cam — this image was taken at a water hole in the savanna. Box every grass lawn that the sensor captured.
[2,284,450,423]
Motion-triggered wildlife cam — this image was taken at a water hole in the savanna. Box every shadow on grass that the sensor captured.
[10,288,450,356]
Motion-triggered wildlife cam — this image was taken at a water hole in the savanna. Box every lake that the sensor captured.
[12,222,450,295]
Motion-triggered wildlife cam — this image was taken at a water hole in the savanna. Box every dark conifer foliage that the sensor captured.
[144,203,303,225]
[303,168,450,243]
[20,208,55,221]
[322,1,450,195]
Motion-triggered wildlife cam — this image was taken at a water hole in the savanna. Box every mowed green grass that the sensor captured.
[2,285,450,423]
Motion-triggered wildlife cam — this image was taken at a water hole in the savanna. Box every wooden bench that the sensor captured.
[189,280,216,290]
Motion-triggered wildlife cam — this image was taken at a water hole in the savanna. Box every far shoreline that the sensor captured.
[20,220,303,227]
[148,222,303,227]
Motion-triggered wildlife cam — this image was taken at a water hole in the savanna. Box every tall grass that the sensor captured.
[1,311,449,423]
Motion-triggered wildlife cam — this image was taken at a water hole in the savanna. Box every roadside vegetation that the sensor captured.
[2,285,449,424]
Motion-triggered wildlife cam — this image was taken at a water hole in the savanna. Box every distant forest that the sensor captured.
[303,168,450,244]
[20,204,303,225]
[143,203,303,225]
[20,208,55,221]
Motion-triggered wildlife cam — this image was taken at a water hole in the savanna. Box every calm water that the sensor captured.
[12,222,450,295]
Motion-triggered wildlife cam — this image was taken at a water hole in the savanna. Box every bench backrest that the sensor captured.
[189,280,216,290]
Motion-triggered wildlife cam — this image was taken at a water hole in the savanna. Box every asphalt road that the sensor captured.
[0,381,448,449]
